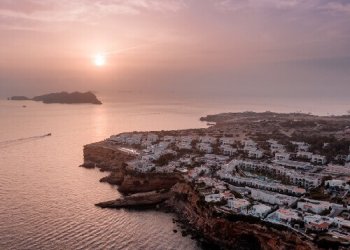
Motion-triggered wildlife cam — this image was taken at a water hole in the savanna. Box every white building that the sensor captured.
[248,149,263,159]
[292,141,310,152]
[311,154,327,165]
[304,215,333,232]
[147,133,159,142]
[177,142,192,150]
[125,134,143,145]
[270,143,286,154]
[220,137,235,145]
[221,145,237,156]
[128,160,156,173]
[235,160,319,189]
[109,133,130,143]
[163,135,175,143]
[322,164,350,176]
[287,174,321,189]
[142,154,157,161]
[249,204,271,218]
[227,198,250,213]
[197,143,213,153]
[325,179,349,190]
[269,209,301,224]
[297,199,331,214]
[249,188,297,206]
[189,166,210,179]
[179,136,194,144]
[275,153,290,161]
[296,151,313,160]
[220,174,306,196]
[148,141,170,153]
[243,139,257,148]
[333,217,350,231]
[199,135,216,144]
[274,159,311,170]
[141,139,153,147]
[205,154,229,162]
[243,139,258,152]
[205,193,223,203]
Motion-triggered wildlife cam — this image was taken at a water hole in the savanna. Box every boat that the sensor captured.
[46,133,52,136]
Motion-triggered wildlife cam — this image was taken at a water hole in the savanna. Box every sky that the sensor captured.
[0,0,350,104]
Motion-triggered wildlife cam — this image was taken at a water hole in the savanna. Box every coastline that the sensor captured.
[81,112,350,249]
[81,140,316,249]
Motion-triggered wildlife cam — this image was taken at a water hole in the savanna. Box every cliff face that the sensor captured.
[167,182,316,250]
[83,142,134,170]
[96,191,171,208]
[82,142,136,184]
[118,172,180,194]
[83,141,180,191]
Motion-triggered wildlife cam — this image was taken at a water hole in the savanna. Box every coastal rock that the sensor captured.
[82,142,136,173]
[95,190,171,208]
[167,182,316,250]
[118,172,180,194]
[99,170,125,185]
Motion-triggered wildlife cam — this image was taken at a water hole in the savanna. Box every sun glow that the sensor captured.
[93,53,106,67]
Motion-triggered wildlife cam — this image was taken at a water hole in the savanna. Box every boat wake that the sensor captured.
[0,134,51,149]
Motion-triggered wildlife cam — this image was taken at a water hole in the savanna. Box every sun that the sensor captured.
[93,53,106,67]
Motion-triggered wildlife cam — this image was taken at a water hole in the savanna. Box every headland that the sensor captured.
[81,112,350,249]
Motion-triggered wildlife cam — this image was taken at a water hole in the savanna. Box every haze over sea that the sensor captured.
[0,94,349,250]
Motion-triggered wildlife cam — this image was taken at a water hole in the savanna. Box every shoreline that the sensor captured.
[81,111,350,249]
[81,141,316,249]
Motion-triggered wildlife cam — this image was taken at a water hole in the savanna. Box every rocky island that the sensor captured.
[82,112,350,249]
[9,91,102,104]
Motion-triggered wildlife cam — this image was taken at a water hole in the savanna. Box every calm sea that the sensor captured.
[0,97,348,250]
[0,99,208,250]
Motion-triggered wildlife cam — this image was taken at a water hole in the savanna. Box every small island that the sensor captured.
[9,91,102,105]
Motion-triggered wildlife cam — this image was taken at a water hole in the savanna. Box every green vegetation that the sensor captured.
[291,134,350,161]
[307,187,331,201]
[280,120,317,128]
[153,153,176,166]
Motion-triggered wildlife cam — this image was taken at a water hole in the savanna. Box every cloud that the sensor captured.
[214,0,304,11]
[0,0,187,29]
[320,1,350,13]
[214,0,350,13]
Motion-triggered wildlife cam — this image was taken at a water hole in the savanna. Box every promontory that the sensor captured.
[82,112,350,249]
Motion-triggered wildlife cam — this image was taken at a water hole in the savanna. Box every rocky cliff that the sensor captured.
[82,141,136,184]
[167,182,316,250]
[118,171,180,194]
[96,190,171,209]
[82,142,180,191]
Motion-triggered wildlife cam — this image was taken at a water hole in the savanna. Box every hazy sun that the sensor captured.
[93,53,106,67]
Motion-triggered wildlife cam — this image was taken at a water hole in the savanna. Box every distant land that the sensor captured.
[9,91,102,105]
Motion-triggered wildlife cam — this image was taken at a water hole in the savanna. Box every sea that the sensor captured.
[0,96,349,250]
